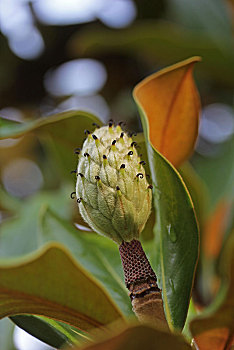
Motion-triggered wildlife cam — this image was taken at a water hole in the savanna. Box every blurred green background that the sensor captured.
[0,0,233,349]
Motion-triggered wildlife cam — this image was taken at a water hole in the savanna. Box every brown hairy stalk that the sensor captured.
[119,240,168,329]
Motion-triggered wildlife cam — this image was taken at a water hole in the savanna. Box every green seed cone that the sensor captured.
[76,124,152,244]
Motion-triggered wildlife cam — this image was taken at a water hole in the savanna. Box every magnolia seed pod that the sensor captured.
[76,124,152,244]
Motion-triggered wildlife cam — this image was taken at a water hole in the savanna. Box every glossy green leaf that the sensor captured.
[71,324,191,350]
[37,206,133,317]
[0,187,132,316]
[134,87,199,331]
[10,315,70,349]
[0,243,125,331]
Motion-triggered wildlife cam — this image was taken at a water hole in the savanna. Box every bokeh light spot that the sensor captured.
[32,0,100,25]
[0,107,24,121]
[2,158,44,198]
[199,103,234,144]
[44,59,107,96]
[58,95,110,122]
[98,0,136,28]
[0,1,33,37]
[8,26,45,60]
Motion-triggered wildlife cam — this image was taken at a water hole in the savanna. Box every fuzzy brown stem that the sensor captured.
[119,240,168,329]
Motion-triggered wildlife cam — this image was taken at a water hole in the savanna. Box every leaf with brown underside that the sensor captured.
[133,57,201,167]
[0,243,124,332]
[134,73,199,330]
[192,328,234,350]
[70,324,191,350]
[190,233,234,350]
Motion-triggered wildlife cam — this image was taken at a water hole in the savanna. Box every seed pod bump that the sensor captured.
[76,125,152,244]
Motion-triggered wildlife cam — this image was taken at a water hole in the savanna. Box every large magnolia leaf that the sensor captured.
[71,324,191,350]
[133,57,201,167]
[0,191,131,347]
[0,243,124,331]
[0,188,132,316]
[37,206,132,317]
[190,233,234,350]
[134,59,199,331]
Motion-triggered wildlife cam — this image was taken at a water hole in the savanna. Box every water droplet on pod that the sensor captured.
[169,278,175,293]
[167,224,177,243]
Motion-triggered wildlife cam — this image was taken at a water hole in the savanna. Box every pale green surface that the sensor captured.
[76,125,152,243]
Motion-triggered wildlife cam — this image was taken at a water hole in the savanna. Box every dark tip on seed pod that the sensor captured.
[116,186,120,191]
[120,164,125,169]
[77,198,82,203]
[74,147,81,154]
[131,141,137,147]
[92,134,98,140]
[84,129,90,135]
[70,170,77,174]
[139,160,146,165]
[84,152,90,157]
[103,155,107,159]
[120,132,124,138]
[95,175,100,180]
[70,192,76,199]
[92,122,100,128]
[112,140,116,145]
[129,131,137,137]
[109,119,114,127]
[128,151,133,156]
[148,185,153,189]
[118,121,126,127]
[136,173,144,179]
[78,172,84,177]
